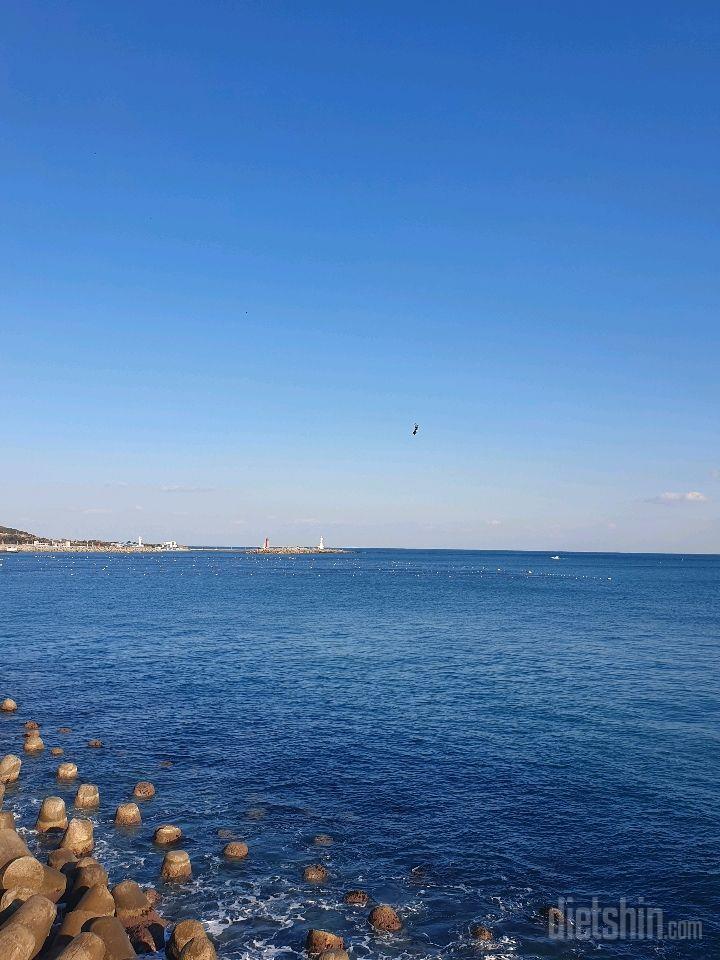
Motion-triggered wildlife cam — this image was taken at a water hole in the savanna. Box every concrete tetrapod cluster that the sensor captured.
[0,709,218,959]
[1,697,504,956]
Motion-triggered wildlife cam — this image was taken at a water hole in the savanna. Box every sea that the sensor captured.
[1,549,718,959]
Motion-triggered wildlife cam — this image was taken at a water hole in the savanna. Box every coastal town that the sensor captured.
[0,526,187,554]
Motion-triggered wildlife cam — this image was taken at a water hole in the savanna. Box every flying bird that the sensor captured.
[412,423,419,436]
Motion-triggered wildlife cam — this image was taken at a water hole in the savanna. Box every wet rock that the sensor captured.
[167,919,208,960]
[153,825,182,845]
[305,929,344,955]
[343,890,369,907]
[223,841,249,860]
[36,796,69,832]
[179,936,217,959]
[0,855,44,891]
[59,727,73,734]
[55,931,107,960]
[368,904,402,932]
[61,818,95,856]
[160,850,191,882]
[87,915,136,959]
[24,720,39,731]
[87,740,103,749]
[0,698,18,712]
[0,894,56,957]
[469,924,492,941]
[0,811,15,830]
[0,754,21,784]
[303,864,329,883]
[246,806,266,820]
[159,760,173,768]
[132,781,155,800]
[313,834,334,846]
[51,747,65,757]
[58,762,79,781]
[23,733,44,753]
[541,905,567,927]
[114,802,141,827]
[318,951,349,960]
[216,828,233,839]
[75,784,100,810]
[0,783,4,804]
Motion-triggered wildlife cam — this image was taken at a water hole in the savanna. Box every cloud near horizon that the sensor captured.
[645,491,708,505]
[160,485,216,494]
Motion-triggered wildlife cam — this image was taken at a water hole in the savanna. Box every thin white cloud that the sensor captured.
[231,519,247,526]
[82,508,112,515]
[485,519,502,526]
[160,485,216,494]
[645,491,708,505]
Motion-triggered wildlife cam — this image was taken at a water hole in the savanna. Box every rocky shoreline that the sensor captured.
[0,695,456,960]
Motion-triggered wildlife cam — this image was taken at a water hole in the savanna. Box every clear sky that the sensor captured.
[2,1,719,550]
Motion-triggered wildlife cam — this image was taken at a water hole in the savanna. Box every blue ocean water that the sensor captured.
[0,549,717,959]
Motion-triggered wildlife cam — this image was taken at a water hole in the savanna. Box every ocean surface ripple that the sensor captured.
[1,549,718,958]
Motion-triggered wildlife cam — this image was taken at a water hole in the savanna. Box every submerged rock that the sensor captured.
[132,780,155,800]
[87,739,103,748]
[318,951,349,960]
[0,754,21,784]
[51,747,65,757]
[303,864,329,883]
[223,841,249,860]
[114,802,141,827]
[469,923,492,941]
[57,761,79,782]
[369,904,402,932]
[23,733,44,753]
[36,796,69,832]
[344,890,369,907]
[161,850,192,882]
[305,929,344,955]
[75,784,100,810]
[313,834,334,846]
[153,824,182,845]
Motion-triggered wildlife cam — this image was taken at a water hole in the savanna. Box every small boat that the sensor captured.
[550,555,560,560]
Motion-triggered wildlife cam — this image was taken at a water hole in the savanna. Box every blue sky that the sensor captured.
[2,1,719,549]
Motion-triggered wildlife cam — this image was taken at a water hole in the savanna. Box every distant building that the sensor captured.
[263,537,270,550]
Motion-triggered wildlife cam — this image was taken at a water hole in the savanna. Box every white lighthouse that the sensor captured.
[318,536,325,551]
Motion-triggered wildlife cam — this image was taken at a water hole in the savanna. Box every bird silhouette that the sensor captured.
[412,423,419,436]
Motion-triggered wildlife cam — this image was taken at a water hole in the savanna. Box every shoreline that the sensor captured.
[0,696,427,960]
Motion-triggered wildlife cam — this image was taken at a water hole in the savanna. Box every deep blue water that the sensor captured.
[0,549,718,959]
